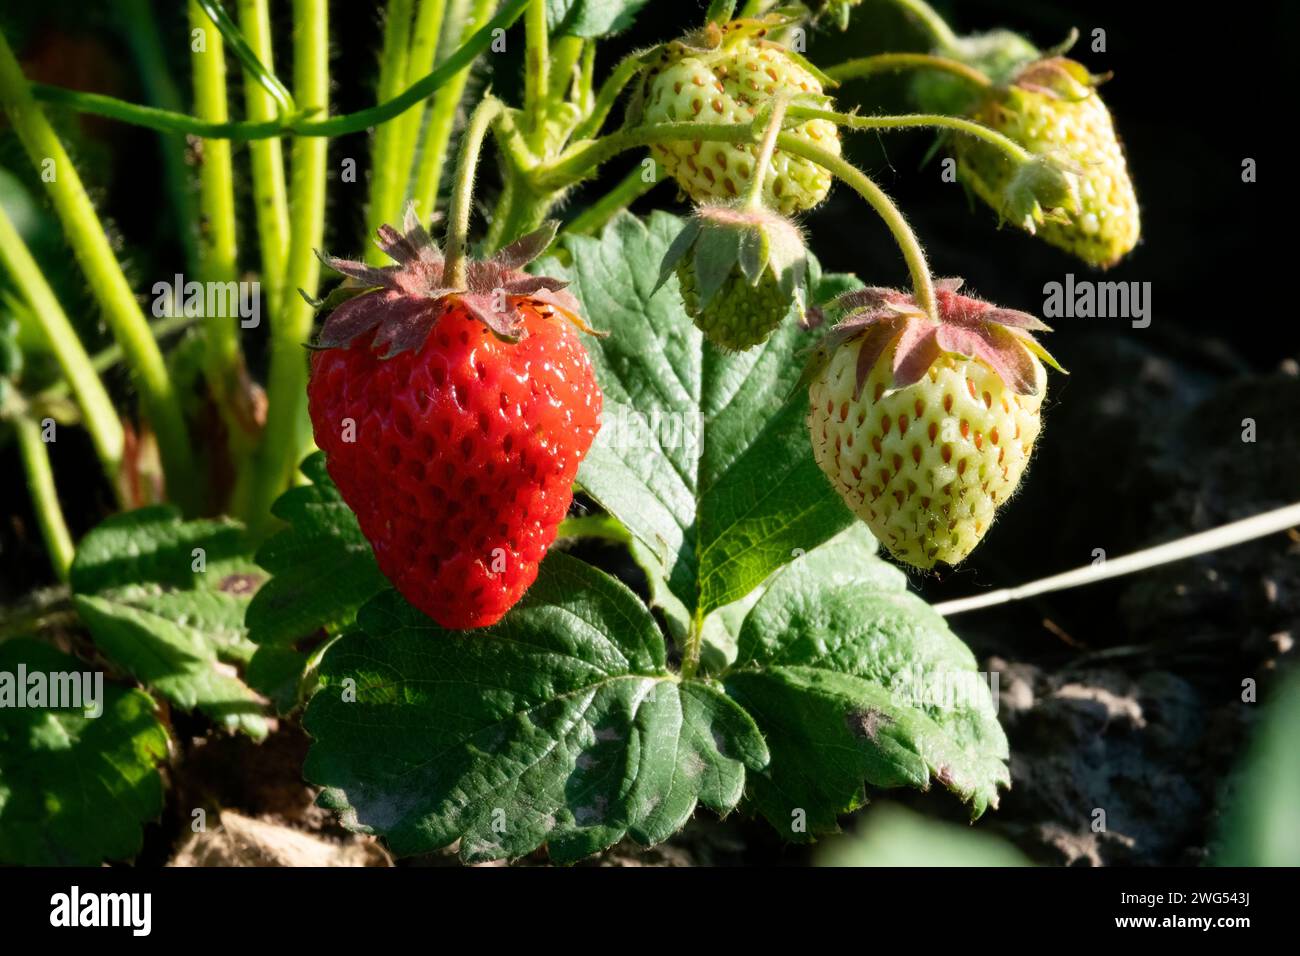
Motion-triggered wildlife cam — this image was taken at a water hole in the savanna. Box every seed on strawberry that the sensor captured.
[657,203,809,351]
[805,279,1062,568]
[635,18,841,215]
[307,209,602,630]
[956,56,1140,267]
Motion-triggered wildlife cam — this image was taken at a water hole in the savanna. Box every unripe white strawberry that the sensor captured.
[636,19,841,215]
[806,280,1062,568]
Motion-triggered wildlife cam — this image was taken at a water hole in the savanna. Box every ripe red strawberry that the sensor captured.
[307,209,602,629]
[805,279,1061,568]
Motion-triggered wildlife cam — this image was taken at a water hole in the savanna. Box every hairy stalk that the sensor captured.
[190,0,253,485]
[240,0,329,531]
[366,0,417,265]
[744,95,787,209]
[27,0,530,142]
[563,166,660,237]
[787,106,1031,163]
[535,122,936,319]
[549,36,584,103]
[412,0,498,222]
[443,98,505,288]
[569,52,642,142]
[523,0,550,153]
[0,31,197,508]
[237,0,291,316]
[14,415,74,582]
[887,0,961,52]
[825,52,991,88]
[680,610,706,679]
[117,0,201,274]
[0,205,124,493]
[391,0,448,216]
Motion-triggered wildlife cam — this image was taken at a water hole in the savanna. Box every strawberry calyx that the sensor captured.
[656,203,809,314]
[806,278,1065,398]
[311,206,589,357]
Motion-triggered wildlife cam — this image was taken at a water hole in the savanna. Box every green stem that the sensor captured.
[14,415,74,582]
[563,165,659,236]
[195,0,295,116]
[825,52,991,88]
[27,0,530,141]
[237,0,291,317]
[887,0,961,52]
[391,0,448,216]
[190,0,247,478]
[411,0,497,222]
[366,0,416,264]
[0,29,196,508]
[443,97,504,288]
[536,122,936,319]
[577,42,596,113]
[549,36,584,103]
[240,0,329,532]
[744,95,787,209]
[0,204,124,492]
[523,0,550,153]
[569,52,641,142]
[680,609,705,680]
[788,105,1031,163]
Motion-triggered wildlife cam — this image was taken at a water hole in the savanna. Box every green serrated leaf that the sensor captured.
[545,0,651,38]
[545,212,853,622]
[0,639,169,865]
[303,553,769,863]
[70,507,268,738]
[723,535,1008,836]
[246,453,388,649]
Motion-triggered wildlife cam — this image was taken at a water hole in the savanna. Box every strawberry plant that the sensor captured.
[1,0,1177,866]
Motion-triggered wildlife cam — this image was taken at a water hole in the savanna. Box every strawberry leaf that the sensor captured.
[244,452,388,713]
[0,640,169,865]
[722,530,1009,836]
[71,507,269,738]
[303,553,769,862]
[546,0,651,38]
[539,212,855,623]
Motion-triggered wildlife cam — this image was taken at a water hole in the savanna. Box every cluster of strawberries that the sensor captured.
[306,15,1140,629]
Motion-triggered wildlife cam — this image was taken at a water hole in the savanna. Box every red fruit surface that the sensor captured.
[308,301,601,630]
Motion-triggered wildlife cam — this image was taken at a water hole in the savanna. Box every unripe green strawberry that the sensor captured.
[805,279,1062,569]
[957,57,1140,267]
[657,203,808,351]
[636,19,841,216]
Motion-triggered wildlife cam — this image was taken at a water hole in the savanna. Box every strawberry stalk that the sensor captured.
[238,0,330,531]
[411,0,499,222]
[786,105,1033,165]
[443,97,506,288]
[743,95,789,209]
[190,0,254,479]
[536,122,938,321]
[0,31,199,510]
[390,0,449,222]
[13,415,74,582]
[824,52,992,89]
[0,205,125,501]
[523,0,550,154]
[236,0,291,318]
[365,0,417,266]
[887,0,962,54]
